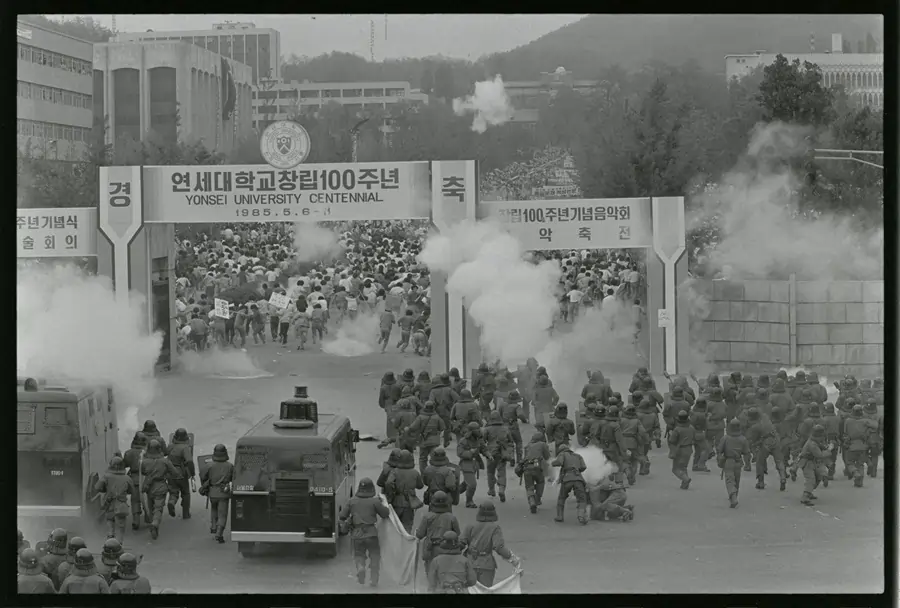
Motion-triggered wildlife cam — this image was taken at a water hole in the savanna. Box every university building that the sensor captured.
[92,40,254,155]
[503,67,600,124]
[16,19,94,161]
[725,33,884,108]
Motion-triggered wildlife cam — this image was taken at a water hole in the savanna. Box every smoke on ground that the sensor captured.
[322,312,380,357]
[574,446,617,485]
[16,264,162,445]
[292,223,343,263]
[452,76,515,134]
[180,346,273,379]
[419,219,560,365]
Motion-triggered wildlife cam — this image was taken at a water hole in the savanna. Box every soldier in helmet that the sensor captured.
[338,478,390,587]
[427,531,476,594]
[863,398,883,478]
[39,528,68,586]
[18,547,56,593]
[59,548,109,593]
[456,422,488,508]
[108,553,152,594]
[166,427,196,520]
[460,501,519,587]
[398,368,416,394]
[122,432,147,530]
[423,448,459,510]
[201,443,235,543]
[842,404,877,487]
[471,362,497,412]
[519,431,551,513]
[393,388,420,453]
[414,370,432,406]
[589,472,635,522]
[429,372,459,448]
[667,410,694,490]
[745,407,787,491]
[619,404,649,486]
[798,425,832,505]
[415,490,461,586]
[140,439,178,540]
[820,402,843,479]
[498,390,529,464]
[532,374,560,432]
[450,389,482,442]
[409,401,446,473]
[482,411,515,502]
[545,402,575,455]
[376,448,402,498]
[690,398,711,472]
[706,387,728,461]
[377,371,403,448]
[96,539,123,585]
[385,449,424,533]
[94,455,134,543]
[54,536,87,589]
[599,405,627,475]
[449,367,467,395]
[551,443,589,524]
[141,420,167,454]
[17,528,30,557]
[716,418,751,508]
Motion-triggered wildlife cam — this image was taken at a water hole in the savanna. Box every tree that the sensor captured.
[19,15,113,42]
[756,54,835,127]
[433,63,456,103]
[420,62,435,95]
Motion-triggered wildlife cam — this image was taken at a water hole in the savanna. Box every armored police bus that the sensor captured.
[17,376,120,531]
[230,386,359,558]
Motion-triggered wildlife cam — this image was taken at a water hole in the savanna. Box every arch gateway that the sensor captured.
[91,160,687,377]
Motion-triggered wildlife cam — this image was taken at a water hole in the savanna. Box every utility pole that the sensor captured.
[350,118,370,163]
[369,20,375,62]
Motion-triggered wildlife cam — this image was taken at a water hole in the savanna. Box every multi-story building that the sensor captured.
[252,80,428,132]
[113,22,280,85]
[16,19,94,161]
[725,33,884,108]
[93,41,253,155]
[503,67,600,124]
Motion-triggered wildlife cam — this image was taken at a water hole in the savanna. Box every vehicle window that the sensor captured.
[44,407,69,426]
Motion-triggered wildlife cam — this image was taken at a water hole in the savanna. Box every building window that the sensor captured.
[257,90,278,100]
[18,44,31,62]
[364,88,384,97]
[343,89,362,98]
[279,89,298,99]
[234,34,245,64]
[385,88,406,97]
[300,90,320,99]
[323,89,341,98]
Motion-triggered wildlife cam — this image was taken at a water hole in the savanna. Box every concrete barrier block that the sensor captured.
[798,345,815,365]
[862,323,884,344]
[698,322,715,343]
[770,323,790,344]
[714,321,744,341]
[742,281,771,302]
[709,300,731,321]
[846,345,881,365]
[770,282,790,303]
[846,303,881,324]
[739,301,759,321]
[796,303,820,324]
[797,324,828,345]
[830,345,848,365]
[714,281,745,301]
[826,303,848,323]
[709,341,731,361]
[827,323,863,344]
[762,343,790,364]
[729,302,743,321]
[797,281,829,303]
[828,282,864,303]
[811,345,833,365]
[757,302,789,323]
[862,281,884,303]
[731,342,759,362]
[744,322,767,343]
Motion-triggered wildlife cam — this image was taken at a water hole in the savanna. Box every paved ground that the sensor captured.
[36,332,884,594]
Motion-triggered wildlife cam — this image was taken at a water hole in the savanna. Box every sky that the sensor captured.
[74,14,585,61]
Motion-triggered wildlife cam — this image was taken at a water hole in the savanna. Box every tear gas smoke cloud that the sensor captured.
[419,219,560,366]
[17,264,163,444]
[322,312,380,357]
[180,346,274,379]
[453,76,515,134]
[293,223,343,263]
[574,446,616,485]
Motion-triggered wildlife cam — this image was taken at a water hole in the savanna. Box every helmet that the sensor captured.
[477,501,498,522]
[595,405,607,418]
[694,398,707,410]
[756,388,769,400]
[727,418,742,434]
[449,367,460,378]
[807,404,820,416]
[556,443,571,453]
[117,553,139,575]
[18,548,41,575]
[401,368,415,381]
[401,385,413,397]
[440,530,460,548]
[440,373,450,383]
[101,538,123,560]
[811,425,826,439]
[17,528,24,544]
[431,491,450,508]
[356,477,376,498]
[488,411,502,424]
[606,406,619,419]
[846,398,857,408]
[676,410,690,422]
[423,401,436,413]
[823,402,835,414]
[49,528,68,549]
[142,420,158,434]
[399,449,414,468]
[641,377,653,389]
[146,439,163,456]
[632,390,644,402]
[74,547,94,569]
[537,366,547,376]
[851,404,864,417]
[213,443,229,461]
[478,363,489,373]
[131,432,147,447]
[801,389,812,401]
[67,536,87,557]
[108,456,125,472]
[531,431,544,443]
[639,399,653,411]
[556,402,568,412]
[747,407,760,420]
[430,447,449,466]
[508,390,521,402]
[757,374,770,388]
[607,397,620,407]
[613,392,622,400]
[174,428,189,441]
[467,421,481,432]
[387,448,402,467]
[624,405,636,416]
[710,387,723,398]
[671,386,684,398]
[795,370,806,381]
[731,371,742,380]
[459,389,473,400]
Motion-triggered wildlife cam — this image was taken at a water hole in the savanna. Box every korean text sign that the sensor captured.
[141,162,432,223]
[16,207,98,258]
[478,198,653,251]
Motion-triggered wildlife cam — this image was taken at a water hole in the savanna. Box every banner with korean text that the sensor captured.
[16,207,98,258]
[141,162,432,223]
[478,198,653,251]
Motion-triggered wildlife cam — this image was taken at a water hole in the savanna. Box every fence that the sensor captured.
[692,277,884,377]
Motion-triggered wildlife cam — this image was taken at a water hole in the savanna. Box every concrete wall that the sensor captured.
[696,278,884,377]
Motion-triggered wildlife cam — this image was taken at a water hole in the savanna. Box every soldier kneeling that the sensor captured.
[589,473,634,522]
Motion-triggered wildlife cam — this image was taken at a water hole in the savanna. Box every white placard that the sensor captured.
[269,292,290,309]
[214,298,231,319]
[657,309,673,328]
[16,208,98,258]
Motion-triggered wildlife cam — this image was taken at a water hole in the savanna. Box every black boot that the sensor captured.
[150,526,159,540]
[554,504,564,523]
[779,478,787,491]
[755,476,765,490]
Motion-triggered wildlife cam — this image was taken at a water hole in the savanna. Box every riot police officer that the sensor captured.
[167,427,196,519]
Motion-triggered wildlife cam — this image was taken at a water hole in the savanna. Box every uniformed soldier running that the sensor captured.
[518,431,551,513]
[122,432,147,530]
[201,443,235,543]
[798,425,832,506]
[140,439,178,540]
[459,501,520,586]
[109,553,152,594]
[483,411,515,502]
[385,449,425,533]
[842,404,877,487]
[498,390,529,464]
[94,455,135,543]
[428,531,476,594]
[58,548,110,594]
[423,447,459,510]
[338,477,390,587]
[18,548,56,594]
[456,422,488,508]
[166,428,196,520]
[96,539,124,585]
[551,443,589,525]
[716,418,751,508]
[416,491,461,589]
[667,410,694,490]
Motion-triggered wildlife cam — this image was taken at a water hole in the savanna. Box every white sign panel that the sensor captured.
[214,298,231,318]
[532,185,582,198]
[657,309,673,328]
[16,208,98,258]
[141,162,432,224]
[268,292,290,309]
[479,198,653,251]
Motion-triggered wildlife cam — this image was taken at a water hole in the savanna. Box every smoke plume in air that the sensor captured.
[17,264,162,445]
[293,223,343,263]
[419,219,560,365]
[573,446,616,485]
[322,312,380,357]
[453,76,515,133]
[180,346,273,379]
